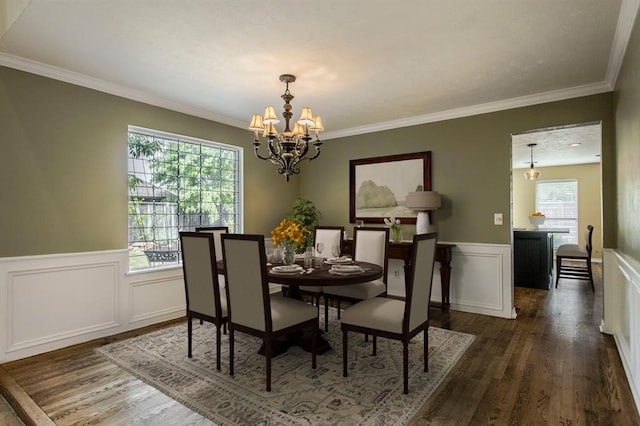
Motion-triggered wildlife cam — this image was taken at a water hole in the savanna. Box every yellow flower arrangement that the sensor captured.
[271,219,310,264]
[271,219,307,246]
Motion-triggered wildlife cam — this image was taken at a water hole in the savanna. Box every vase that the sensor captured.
[391,227,401,243]
[282,243,296,265]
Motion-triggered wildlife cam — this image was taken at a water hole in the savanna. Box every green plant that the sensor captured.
[286,198,320,252]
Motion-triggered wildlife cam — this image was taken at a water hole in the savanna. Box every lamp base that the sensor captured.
[416,211,433,235]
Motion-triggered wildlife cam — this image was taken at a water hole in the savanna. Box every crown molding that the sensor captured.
[0,52,247,129]
[321,81,613,140]
[0,49,619,142]
[605,0,640,88]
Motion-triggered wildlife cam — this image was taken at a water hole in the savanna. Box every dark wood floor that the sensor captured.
[1,263,638,425]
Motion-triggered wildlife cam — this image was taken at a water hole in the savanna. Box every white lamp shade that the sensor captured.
[309,115,324,131]
[297,107,315,126]
[263,106,280,124]
[249,114,264,130]
[405,191,442,211]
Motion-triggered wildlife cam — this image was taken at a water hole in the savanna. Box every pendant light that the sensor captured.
[524,143,540,180]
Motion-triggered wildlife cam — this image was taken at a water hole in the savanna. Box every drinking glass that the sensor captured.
[304,246,314,268]
[332,244,341,258]
[316,242,325,258]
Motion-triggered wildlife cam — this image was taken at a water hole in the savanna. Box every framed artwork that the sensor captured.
[349,151,431,224]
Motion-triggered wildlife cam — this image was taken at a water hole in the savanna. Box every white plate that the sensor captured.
[331,264,362,272]
[271,265,303,273]
[329,269,363,275]
[270,269,304,275]
[325,257,353,265]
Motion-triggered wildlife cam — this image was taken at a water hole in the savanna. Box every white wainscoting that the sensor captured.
[601,249,640,411]
[386,242,515,319]
[0,250,185,362]
[0,241,515,362]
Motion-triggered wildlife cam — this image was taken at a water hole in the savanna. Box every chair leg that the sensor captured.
[555,257,562,288]
[342,329,348,377]
[266,338,272,392]
[403,341,409,394]
[372,335,377,356]
[588,259,595,292]
[337,300,342,318]
[311,325,317,369]
[216,325,221,371]
[187,317,193,358]
[424,328,428,372]
[229,328,235,376]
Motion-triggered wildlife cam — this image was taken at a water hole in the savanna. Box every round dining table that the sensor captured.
[217,258,383,355]
[267,260,383,299]
[266,259,383,355]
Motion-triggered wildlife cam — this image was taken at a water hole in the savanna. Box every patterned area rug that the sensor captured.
[97,309,474,425]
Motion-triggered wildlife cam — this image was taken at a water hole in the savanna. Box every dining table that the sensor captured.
[217,258,383,355]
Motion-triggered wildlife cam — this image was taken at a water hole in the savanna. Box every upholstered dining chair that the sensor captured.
[298,226,345,309]
[556,224,595,291]
[323,227,389,332]
[179,232,228,370]
[195,226,229,259]
[221,233,318,392]
[341,232,438,394]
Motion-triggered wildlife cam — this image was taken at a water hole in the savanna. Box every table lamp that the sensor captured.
[405,191,442,234]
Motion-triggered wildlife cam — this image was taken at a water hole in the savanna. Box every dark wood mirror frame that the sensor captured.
[349,151,432,224]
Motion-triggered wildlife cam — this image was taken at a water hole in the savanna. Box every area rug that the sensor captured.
[96,309,474,425]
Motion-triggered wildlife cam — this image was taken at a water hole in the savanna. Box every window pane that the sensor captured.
[127,127,242,271]
[535,180,578,249]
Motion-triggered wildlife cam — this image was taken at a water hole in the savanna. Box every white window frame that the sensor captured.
[535,179,578,249]
[127,125,243,271]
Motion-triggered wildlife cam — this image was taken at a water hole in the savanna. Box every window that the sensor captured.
[535,179,577,249]
[127,126,242,271]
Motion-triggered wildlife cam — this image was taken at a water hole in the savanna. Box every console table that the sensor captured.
[343,240,455,312]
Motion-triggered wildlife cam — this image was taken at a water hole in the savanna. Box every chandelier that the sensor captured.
[248,74,323,182]
[524,143,540,180]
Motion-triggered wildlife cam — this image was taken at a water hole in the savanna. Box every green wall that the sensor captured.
[0,65,622,257]
[614,12,640,262]
[300,94,616,246]
[0,66,298,257]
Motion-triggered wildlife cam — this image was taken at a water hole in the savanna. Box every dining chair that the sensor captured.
[341,232,438,394]
[556,224,595,291]
[298,226,345,310]
[196,226,229,287]
[195,226,229,259]
[221,233,318,392]
[179,232,228,370]
[323,227,389,332]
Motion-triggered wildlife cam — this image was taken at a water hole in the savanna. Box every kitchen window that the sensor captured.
[535,179,578,249]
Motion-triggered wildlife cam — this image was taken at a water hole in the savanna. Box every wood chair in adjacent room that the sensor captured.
[323,227,389,332]
[556,224,595,291]
[221,233,318,392]
[341,232,438,394]
[179,231,228,370]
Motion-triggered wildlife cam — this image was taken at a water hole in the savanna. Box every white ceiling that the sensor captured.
[1,0,637,167]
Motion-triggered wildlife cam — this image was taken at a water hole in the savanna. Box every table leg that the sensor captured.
[439,262,452,312]
[258,284,331,356]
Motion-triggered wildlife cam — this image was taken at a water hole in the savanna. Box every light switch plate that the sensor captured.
[494,213,504,225]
